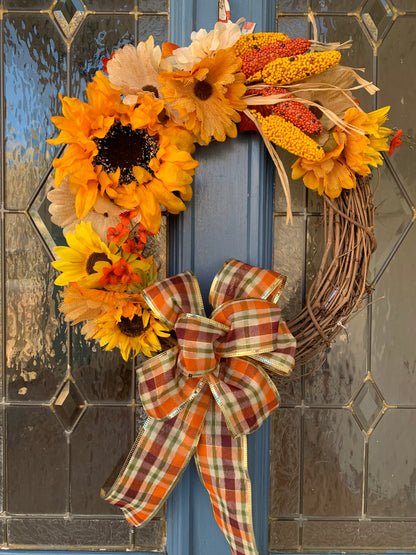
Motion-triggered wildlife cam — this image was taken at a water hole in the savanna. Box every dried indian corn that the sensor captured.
[241,38,311,78]
[262,50,342,86]
[246,87,323,136]
[234,32,289,57]
[253,110,325,162]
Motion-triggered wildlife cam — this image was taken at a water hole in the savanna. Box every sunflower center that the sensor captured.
[194,80,213,101]
[94,121,159,185]
[86,252,112,274]
[117,314,144,337]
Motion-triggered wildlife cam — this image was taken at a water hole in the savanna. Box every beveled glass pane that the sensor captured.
[269,408,300,517]
[53,0,86,40]
[133,519,166,549]
[5,213,67,402]
[371,230,416,405]
[274,150,306,213]
[138,15,168,45]
[70,406,132,515]
[277,0,308,12]
[7,518,132,548]
[378,16,416,202]
[304,307,368,405]
[311,0,363,10]
[314,16,374,111]
[273,215,304,320]
[52,379,87,431]
[393,0,416,8]
[6,406,67,514]
[269,520,299,550]
[70,14,135,100]
[140,0,169,11]
[351,379,384,432]
[303,408,363,516]
[303,519,416,549]
[71,325,134,402]
[84,0,134,10]
[369,163,413,283]
[368,408,416,517]
[276,16,309,38]
[3,14,67,209]
[5,0,51,7]
[362,0,394,42]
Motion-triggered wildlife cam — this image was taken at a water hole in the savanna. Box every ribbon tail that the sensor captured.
[194,397,258,555]
[102,385,210,525]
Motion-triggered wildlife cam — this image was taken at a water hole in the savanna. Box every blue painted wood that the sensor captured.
[168,1,276,554]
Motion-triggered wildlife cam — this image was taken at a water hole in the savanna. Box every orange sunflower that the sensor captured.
[48,72,198,233]
[292,132,356,198]
[159,46,247,144]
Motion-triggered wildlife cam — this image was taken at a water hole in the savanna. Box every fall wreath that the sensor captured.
[47,17,401,555]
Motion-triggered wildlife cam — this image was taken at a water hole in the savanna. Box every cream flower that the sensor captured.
[169,18,244,70]
[47,175,141,241]
[107,36,170,102]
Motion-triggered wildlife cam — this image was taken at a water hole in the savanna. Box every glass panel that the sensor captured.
[3,13,66,209]
[71,327,134,403]
[270,1,416,550]
[311,0,364,10]
[1,2,168,550]
[367,409,416,517]
[5,213,67,402]
[138,15,168,45]
[70,407,133,515]
[277,0,308,12]
[6,406,67,514]
[303,408,363,516]
[140,0,169,12]
[70,14,135,99]
[302,520,416,549]
[7,518,132,548]
[84,0,135,10]
[304,307,367,406]
[269,408,301,517]
[269,520,299,550]
[371,230,416,405]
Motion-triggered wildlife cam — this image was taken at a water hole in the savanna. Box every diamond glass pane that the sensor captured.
[351,380,384,433]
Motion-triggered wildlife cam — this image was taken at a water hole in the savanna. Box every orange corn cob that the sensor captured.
[253,110,325,161]
[262,50,342,85]
[234,32,290,57]
[241,38,311,78]
[246,87,323,135]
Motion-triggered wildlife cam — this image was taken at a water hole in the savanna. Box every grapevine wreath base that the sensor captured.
[288,175,376,367]
[46,13,400,555]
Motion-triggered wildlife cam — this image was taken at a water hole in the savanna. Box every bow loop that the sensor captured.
[143,271,205,328]
[209,259,286,308]
[211,298,284,359]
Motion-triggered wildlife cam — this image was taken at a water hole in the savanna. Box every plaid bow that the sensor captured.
[103,259,296,555]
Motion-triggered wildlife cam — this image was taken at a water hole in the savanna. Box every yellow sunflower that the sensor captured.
[292,132,356,198]
[338,107,392,176]
[93,303,171,360]
[52,221,156,293]
[48,72,198,233]
[52,221,119,288]
[159,46,247,144]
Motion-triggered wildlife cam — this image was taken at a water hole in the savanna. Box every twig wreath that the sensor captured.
[47,15,400,555]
